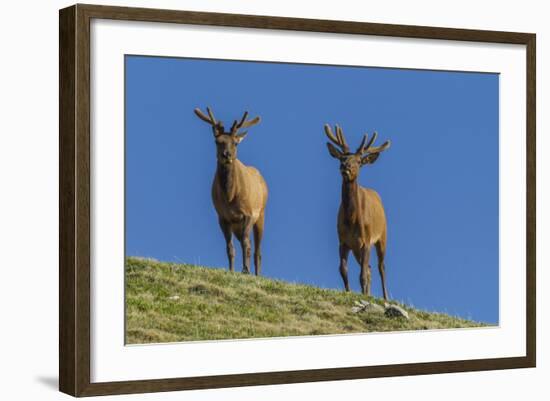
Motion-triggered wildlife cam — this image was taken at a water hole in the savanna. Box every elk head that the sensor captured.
[324,124,391,182]
[194,107,261,165]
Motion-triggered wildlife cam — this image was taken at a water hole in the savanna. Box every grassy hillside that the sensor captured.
[126,257,486,344]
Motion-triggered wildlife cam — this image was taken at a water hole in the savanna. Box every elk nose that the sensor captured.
[223,150,231,158]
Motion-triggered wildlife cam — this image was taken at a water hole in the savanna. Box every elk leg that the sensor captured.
[360,246,371,296]
[253,213,264,276]
[238,218,254,274]
[375,241,389,301]
[339,244,350,292]
[218,219,234,272]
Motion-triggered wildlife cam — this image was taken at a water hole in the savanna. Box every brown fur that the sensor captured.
[325,124,391,300]
[195,107,268,275]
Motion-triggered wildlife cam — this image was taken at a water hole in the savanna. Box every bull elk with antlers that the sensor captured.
[194,107,268,275]
[324,124,391,300]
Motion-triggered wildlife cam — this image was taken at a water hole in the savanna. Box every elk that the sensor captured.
[194,107,268,275]
[324,124,391,300]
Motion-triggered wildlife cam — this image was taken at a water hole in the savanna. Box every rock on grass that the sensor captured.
[384,304,410,320]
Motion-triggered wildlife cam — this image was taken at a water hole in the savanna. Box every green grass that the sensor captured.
[125,257,489,344]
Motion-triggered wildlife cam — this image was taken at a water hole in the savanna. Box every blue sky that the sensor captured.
[125,55,499,324]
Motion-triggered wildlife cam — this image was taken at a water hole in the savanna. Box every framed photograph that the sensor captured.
[59,4,536,397]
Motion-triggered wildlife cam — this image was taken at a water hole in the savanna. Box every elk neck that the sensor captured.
[341,177,361,223]
[216,159,239,201]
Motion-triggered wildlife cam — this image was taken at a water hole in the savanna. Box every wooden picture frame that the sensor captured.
[59,3,536,397]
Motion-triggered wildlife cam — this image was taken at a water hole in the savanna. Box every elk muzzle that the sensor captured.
[220,150,234,164]
[341,167,353,181]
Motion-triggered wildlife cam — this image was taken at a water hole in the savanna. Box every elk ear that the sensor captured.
[361,152,381,165]
[361,139,391,165]
[234,131,248,144]
[327,142,343,159]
